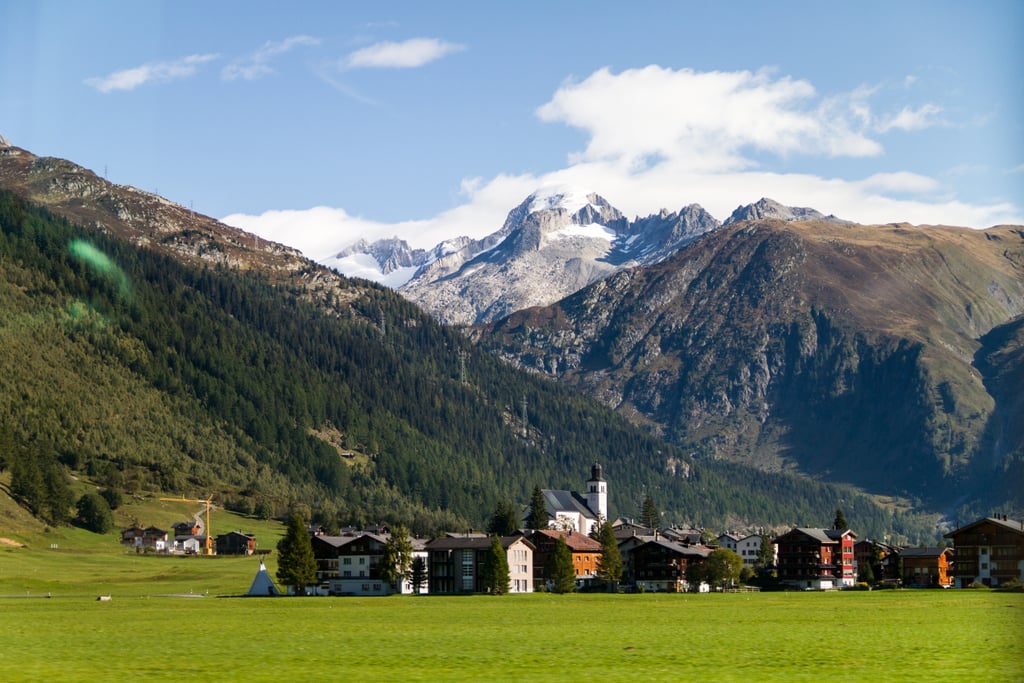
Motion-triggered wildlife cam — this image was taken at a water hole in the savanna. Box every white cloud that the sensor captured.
[342,38,464,69]
[536,66,883,169]
[223,35,320,81]
[85,54,219,93]
[225,66,1022,270]
[876,103,943,132]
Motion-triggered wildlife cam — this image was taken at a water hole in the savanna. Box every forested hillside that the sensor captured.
[0,189,938,540]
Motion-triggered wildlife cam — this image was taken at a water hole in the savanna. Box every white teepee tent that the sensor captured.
[247,559,281,596]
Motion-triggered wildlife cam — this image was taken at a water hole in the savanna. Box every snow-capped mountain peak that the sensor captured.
[526,186,598,215]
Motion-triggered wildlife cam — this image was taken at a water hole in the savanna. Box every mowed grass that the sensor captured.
[0,590,1021,682]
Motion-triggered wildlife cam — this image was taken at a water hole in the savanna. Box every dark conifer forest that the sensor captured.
[0,189,936,540]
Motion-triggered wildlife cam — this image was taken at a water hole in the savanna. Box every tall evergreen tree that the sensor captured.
[480,535,510,595]
[755,534,775,573]
[526,485,548,530]
[833,508,849,530]
[640,494,660,529]
[381,524,414,590]
[487,500,519,536]
[595,520,623,591]
[276,514,318,595]
[409,556,427,595]
[547,536,576,594]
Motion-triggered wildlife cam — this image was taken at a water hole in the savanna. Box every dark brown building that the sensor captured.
[944,516,1024,588]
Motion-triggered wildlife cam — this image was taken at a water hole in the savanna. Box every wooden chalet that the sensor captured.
[944,516,1024,588]
[854,539,901,582]
[623,537,711,592]
[899,547,953,587]
[215,531,256,556]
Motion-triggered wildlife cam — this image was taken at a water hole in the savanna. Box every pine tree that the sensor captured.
[595,520,623,591]
[755,534,775,573]
[547,536,576,594]
[480,535,510,595]
[487,500,519,536]
[641,494,659,529]
[833,508,848,530]
[526,485,548,530]
[276,514,318,595]
[409,556,427,595]
[381,524,414,590]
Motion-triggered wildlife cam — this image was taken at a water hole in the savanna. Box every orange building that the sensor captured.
[529,529,603,589]
[900,547,953,587]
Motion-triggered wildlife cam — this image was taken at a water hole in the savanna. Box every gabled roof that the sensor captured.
[531,529,602,552]
[426,535,535,552]
[542,489,597,520]
[779,527,854,545]
[633,537,712,559]
[944,516,1024,539]
[900,547,952,558]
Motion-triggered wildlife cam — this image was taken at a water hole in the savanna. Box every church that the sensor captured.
[533,464,608,535]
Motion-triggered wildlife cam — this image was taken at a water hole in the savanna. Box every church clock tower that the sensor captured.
[586,463,608,522]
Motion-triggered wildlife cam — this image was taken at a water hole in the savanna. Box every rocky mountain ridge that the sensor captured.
[472,218,1024,514]
[394,188,724,324]
[0,141,373,316]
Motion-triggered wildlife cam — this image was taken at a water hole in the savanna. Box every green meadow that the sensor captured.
[1,498,1022,682]
[0,590,1021,682]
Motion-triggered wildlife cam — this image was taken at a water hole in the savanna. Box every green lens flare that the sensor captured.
[68,239,130,297]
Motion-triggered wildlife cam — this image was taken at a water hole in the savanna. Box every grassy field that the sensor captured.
[2,495,1022,682]
[0,590,1021,682]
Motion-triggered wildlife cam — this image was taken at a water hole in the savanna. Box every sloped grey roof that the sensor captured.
[944,516,1024,538]
[542,489,596,519]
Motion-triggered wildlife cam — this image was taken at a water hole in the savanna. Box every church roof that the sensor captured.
[542,489,597,520]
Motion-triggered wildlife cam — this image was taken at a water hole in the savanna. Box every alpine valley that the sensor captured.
[1,140,1021,542]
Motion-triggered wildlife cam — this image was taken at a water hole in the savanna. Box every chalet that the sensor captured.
[215,531,256,556]
[528,529,603,590]
[172,521,200,538]
[854,539,901,582]
[735,534,771,568]
[527,464,608,535]
[426,535,534,594]
[775,527,856,589]
[717,533,740,552]
[121,526,168,552]
[900,547,953,588]
[613,519,655,541]
[661,526,704,545]
[622,537,711,592]
[311,530,429,596]
[312,532,389,596]
[944,516,1024,588]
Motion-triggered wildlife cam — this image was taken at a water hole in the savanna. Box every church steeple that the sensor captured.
[586,463,607,522]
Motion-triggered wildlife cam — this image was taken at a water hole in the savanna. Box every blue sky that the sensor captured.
[2,1,1022,260]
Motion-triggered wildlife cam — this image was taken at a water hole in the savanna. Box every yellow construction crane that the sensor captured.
[160,495,215,555]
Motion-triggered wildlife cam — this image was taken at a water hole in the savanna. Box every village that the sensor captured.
[123,465,1024,597]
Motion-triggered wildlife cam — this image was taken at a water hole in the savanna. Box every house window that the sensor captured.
[343,558,351,565]
[343,571,351,578]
